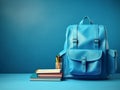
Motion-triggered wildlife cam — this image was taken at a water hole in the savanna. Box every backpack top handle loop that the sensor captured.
[79,16,93,25]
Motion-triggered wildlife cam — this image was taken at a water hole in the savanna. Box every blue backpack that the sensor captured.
[58,16,118,79]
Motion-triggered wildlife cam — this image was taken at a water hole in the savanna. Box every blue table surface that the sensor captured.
[0,74,120,90]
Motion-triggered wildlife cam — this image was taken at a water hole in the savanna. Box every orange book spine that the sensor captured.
[38,73,62,78]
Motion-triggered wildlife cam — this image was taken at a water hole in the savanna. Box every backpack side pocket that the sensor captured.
[107,49,118,74]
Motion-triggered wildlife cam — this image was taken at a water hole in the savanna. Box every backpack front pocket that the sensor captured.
[67,49,103,75]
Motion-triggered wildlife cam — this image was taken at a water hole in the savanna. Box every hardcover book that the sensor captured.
[36,69,61,74]
[30,73,61,81]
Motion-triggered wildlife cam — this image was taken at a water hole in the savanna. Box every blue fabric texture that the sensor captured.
[59,16,118,79]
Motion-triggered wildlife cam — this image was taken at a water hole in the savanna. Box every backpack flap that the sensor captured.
[67,49,103,75]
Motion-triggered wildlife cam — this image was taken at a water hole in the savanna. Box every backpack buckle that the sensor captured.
[73,38,78,44]
[94,39,100,44]
[94,39,100,49]
[81,57,87,73]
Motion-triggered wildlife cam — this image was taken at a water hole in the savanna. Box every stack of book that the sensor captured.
[30,69,62,81]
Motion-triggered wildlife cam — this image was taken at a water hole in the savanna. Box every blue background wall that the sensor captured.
[0,0,120,73]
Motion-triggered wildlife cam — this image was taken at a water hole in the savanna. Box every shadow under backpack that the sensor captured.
[58,16,118,79]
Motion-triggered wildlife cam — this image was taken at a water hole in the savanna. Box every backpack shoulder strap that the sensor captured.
[58,49,66,57]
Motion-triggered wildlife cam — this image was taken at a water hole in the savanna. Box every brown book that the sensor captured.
[30,73,61,81]
[38,73,62,78]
